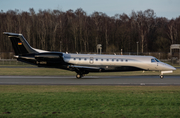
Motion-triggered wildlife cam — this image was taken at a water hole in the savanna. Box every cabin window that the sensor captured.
[74,58,76,60]
[116,59,119,62]
[121,59,123,62]
[84,58,87,61]
[126,59,128,62]
[151,59,156,62]
[107,59,109,61]
[101,59,103,61]
[79,58,81,61]
[96,59,98,61]
[112,59,114,61]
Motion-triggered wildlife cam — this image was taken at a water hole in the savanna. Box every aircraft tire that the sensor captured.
[160,75,164,79]
[76,74,82,79]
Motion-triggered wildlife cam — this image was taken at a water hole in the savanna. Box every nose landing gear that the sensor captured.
[160,75,164,79]
[160,71,173,79]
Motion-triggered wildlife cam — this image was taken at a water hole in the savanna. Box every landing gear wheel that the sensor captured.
[76,74,82,79]
[160,75,164,79]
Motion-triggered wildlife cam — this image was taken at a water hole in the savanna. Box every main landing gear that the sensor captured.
[76,74,86,79]
[75,70,89,79]
[76,74,82,79]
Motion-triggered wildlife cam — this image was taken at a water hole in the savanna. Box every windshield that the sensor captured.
[151,58,160,63]
[155,58,160,62]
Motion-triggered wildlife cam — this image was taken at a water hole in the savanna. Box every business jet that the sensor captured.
[3,32,176,79]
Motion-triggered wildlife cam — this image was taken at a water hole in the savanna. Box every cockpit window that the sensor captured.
[151,59,156,62]
[155,58,160,62]
[151,58,160,63]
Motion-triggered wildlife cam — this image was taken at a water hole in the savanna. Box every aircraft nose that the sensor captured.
[162,62,176,71]
[172,66,176,71]
[168,65,176,71]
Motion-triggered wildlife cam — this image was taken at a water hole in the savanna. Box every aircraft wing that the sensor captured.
[67,65,103,72]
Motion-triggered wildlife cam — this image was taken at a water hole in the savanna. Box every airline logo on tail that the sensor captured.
[18,42,22,45]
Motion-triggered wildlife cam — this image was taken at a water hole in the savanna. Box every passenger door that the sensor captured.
[89,57,94,64]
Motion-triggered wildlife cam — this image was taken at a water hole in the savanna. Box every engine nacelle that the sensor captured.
[35,52,65,66]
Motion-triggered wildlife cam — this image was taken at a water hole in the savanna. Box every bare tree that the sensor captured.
[131,9,156,53]
[0,8,180,57]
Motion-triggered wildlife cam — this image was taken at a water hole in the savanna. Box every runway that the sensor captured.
[0,75,180,86]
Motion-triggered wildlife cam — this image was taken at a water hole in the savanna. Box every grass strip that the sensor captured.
[0,86,180,117]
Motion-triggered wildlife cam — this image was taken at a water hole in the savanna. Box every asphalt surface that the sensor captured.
[0,75,180,86]
[0,66,180,69]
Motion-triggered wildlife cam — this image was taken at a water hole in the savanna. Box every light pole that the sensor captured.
[137,42,139,55]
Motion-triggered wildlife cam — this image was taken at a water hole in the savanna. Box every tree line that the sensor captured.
[0,8,180,54]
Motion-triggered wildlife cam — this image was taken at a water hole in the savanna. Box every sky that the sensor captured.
[0,0,180,19]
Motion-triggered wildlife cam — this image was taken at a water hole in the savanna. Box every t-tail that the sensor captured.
[3,32,39,55]
[3,32,64,67]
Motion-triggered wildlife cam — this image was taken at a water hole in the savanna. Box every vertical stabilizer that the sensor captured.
[3,32,38,55]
